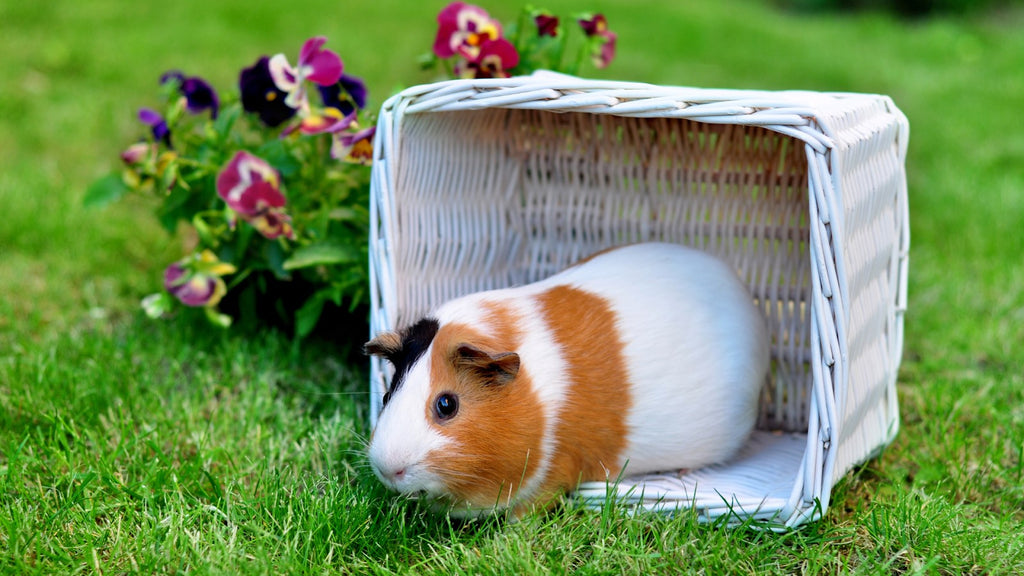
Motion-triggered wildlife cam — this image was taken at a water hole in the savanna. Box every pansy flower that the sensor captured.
[269,36,344,110]
[240,56,297,127]
[163,250,236,308]
[138,108,171,146]
[215,151,295,240]
[578,14,617,69]
[160,71,220,118]
[284,74,368,135]
[457,37,519,79]
[317,73,368,118]
[534,13,559,37]
[288,107,357,137]
[433,2,503,62]
[331,125,375,165]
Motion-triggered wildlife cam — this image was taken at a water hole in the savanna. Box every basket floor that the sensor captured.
[575,431,807,524]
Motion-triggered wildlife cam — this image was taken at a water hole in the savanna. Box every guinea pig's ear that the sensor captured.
[453,343,520,386]
[364,331,403,362]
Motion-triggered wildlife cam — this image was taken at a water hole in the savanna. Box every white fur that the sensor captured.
[545,243,769,474]
[369,242,769,508]
[368,357,452,495]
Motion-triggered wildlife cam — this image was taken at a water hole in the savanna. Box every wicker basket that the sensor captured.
[366,72,909,529]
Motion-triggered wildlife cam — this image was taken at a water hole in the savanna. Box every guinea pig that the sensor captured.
[365,242,769,516]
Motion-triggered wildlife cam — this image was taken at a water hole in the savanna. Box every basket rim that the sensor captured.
[365,72,910,529]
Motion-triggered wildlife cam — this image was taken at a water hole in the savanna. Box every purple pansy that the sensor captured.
[239,56,297,128]
[161,70,220,118]
[138,107,171,146]
[163,250,236,308]
[215,151,295,240]
[317,73,368,118]
[268,36,344,110]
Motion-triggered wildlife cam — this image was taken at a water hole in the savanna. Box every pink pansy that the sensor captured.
[268,36,344,110]
[215,151,295,240]
[163,250,236,308]
[433,2,503,62]
[592,31,617,69]
[285,108,357,137]
[579,14,617,69]
[535,13,559,37]
[331,125,376,165]
[457,38,519,79]
[246,207,295,241]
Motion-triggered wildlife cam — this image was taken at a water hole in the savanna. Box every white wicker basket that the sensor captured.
[366,72,909,529]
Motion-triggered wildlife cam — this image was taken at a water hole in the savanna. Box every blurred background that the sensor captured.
[1,0,1022,355]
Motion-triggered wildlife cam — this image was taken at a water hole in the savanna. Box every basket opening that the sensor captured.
[392,107,812,432]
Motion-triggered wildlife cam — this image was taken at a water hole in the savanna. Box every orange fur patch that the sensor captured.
[426,303,546,508]
[534,285,631,499]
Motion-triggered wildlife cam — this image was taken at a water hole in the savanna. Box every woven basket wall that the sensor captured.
[366,73,910,529]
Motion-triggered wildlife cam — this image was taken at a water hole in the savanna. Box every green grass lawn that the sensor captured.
[2,0,1023,573]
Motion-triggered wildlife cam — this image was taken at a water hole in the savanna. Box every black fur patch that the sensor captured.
[382,317,440,408]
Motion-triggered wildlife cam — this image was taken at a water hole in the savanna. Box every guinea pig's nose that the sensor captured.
[390,468,406,481]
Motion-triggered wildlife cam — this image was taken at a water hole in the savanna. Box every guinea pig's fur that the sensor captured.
[366,242,769,516]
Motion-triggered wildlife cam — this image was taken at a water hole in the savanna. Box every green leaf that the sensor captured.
[294,293,327,339]
[257,139,302,179]
[211,104,241,140]
[140,292,174,319]
[204,307,233,328]
[282,242,361,271]
[83,172,130,208]
[265,240,292,280]
[156,184,193,233]
[294,285,343,339]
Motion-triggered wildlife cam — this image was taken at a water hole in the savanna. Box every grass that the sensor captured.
[2,0,1023,573]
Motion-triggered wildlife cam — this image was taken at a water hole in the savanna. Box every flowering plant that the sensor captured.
[87,36,375,337]
[425,3,617,78]
[87,5,615,339]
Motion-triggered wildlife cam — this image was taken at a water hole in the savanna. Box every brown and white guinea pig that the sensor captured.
[365,242,769,516]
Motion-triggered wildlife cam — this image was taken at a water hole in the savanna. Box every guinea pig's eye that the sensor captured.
[434,393,459,421]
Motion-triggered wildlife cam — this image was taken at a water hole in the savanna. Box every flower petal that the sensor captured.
[297,108,356,135]
[433,2,467,58]
[594,31,617,69]
[180,76,220,118]
[216,151,283,215]
[434,2,502,62]
[579,14,609,37]
[121,142,154,165]
[138,108,163,126]
[268,54,298,94]
[138,108,171,146]
[535,14,559,37]
[159,70,185,86]
[248,207,295,240]
[464,38,519,78]
[240,56,297,127]
[332,125,376,164]
[304,47,343,86]
[298,36,328,66]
